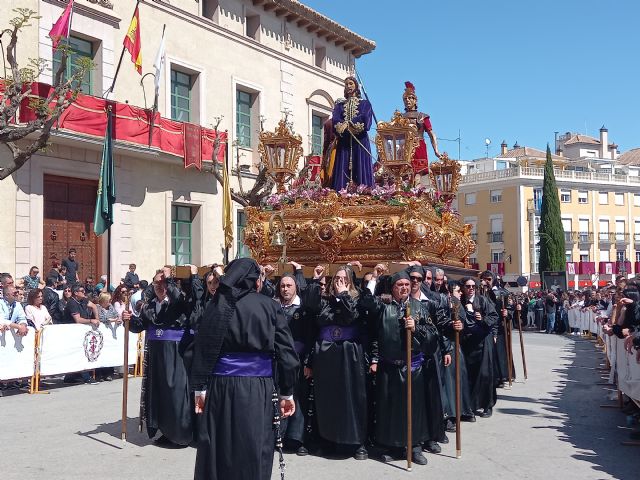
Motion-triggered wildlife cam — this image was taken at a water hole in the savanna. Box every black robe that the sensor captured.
[303,281,368,445]
[438,299,474,419]
[361,294,438,448]
[459,294,499,412]
[193,289,298,480]
[130,280,192,445]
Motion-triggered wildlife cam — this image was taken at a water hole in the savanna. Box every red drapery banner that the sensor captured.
[16,82,226,164]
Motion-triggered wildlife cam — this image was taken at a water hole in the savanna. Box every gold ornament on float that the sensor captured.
[258,119,303,193]
[429,152,462,201]
[374,111,420,190]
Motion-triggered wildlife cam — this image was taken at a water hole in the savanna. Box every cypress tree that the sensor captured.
[538,144,566,275]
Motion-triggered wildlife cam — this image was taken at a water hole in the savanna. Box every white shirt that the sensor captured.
[25,304,52,330]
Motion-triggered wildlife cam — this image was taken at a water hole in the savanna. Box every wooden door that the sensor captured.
[43,175,99,283]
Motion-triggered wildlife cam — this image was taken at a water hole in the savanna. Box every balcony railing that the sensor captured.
[461,166,640,186]
[615,232,630,245]
[598,232,613,244]
[564,231,577,244]
[577,232,593,244]
[487,231,504,243]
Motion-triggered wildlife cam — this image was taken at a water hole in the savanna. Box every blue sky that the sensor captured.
[304,0,639,160]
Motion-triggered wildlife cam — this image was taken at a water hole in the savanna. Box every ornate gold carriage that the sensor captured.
[244,112,475,269]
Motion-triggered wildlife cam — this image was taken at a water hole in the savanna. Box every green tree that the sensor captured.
[538,144,565,275]
[0,9,92,180]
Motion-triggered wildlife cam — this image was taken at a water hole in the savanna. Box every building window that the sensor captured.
[598,219,609,242]
[236,210,250,258]
[311,114,324,155]
[171,205,192,265]
[315,46,327,69]
[469,256,477,266]
[636,251,640,263]
[52,35,94,94]
[634,194,640,207]
[246,14,260,40]
[171,69,192,122]
[579,251,589,262]
[491,250,504,263]
[236,90,252,148]
[578,191,588,204]
[600,249,610,262]
[565,250,572,262]
[616,219,626,240]
[616,250,625,262]
[490,190,502,203]
[496,160,507,170]
[599,192,609,205]
[465,193,476,205]
[560,189,571,203]
[533,188,543,212]
[615,192,624,206]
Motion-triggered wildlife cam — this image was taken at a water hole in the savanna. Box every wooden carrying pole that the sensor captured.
[121,293,131,442]
[29,329,49,395]
[516,307,528,380]
[405,303,413,472]
[453,303,461,458]
[502,295,513,388]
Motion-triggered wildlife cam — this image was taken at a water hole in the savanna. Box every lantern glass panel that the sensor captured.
[383,134,395,161]
[396,134,406,162]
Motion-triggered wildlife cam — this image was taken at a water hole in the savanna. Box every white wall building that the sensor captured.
[0,0,375,282]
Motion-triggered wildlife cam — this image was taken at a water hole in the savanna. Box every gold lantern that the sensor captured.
[258,119,303,193]
[429,153,462,200]
[374,111,420,190]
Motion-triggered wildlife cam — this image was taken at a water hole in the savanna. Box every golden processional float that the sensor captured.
[243,111,476,276]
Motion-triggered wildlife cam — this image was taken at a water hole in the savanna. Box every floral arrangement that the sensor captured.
[262,181,459,218]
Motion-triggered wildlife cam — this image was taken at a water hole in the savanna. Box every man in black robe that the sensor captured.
[458,276,499,418]
[191,258,298,480]
[362,269,435,465]
[275,265,312,456]
[129,268,193,447]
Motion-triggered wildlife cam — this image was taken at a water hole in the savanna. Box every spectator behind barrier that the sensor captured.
[0,285,28,336]
[25,288,52,330]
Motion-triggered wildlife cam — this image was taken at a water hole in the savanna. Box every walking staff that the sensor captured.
[501,293,513,388]
[515,303,528,380]
[121,292,131,441]
[405,302,412,472]
[453,301,462,458]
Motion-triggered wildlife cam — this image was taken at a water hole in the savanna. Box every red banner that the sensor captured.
[183,123,202,170]
[578,262,595,275]
[599,262,614,275]
[17,82,227,165]
[486,262,505,276]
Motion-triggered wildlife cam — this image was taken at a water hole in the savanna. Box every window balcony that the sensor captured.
[615,232,630,246]
[487,231,504,243]
[577,232,593,245]
[564,231,577,245]
[598,232,614,246]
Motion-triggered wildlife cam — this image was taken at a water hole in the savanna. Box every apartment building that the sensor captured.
[458,129,640,288]
[0,0,374,281]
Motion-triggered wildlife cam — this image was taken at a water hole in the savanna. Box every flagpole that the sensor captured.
[106,106,112,290]
[223,136,230,265]
[103,0,141,98]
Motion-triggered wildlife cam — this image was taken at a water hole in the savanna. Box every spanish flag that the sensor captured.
[123,6,142,74]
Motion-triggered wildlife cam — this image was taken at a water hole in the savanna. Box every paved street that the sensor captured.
[2,333,638,480]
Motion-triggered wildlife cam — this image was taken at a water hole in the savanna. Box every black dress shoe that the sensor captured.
[380,453,394,463]
[354,446,368,460]
[423,440,441,454]
[461,414,476,422]
[480,408,493,418]
[296,445,309,456]
[445,419,457,432]
[440,434,449,444]
[412,450,428,465]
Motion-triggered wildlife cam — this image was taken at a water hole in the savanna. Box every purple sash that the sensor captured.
[212,352,273,377]
[318,325,360,342]
[146,327,192,342]
[380,352,425,372]
[293,340,306,355]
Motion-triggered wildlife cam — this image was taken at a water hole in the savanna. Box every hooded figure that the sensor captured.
[191,258,299,480]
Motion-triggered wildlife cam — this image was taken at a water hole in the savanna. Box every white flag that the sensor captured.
[153,25,166,106]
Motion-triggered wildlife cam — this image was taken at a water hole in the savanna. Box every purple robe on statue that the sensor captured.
[330,96,374,191]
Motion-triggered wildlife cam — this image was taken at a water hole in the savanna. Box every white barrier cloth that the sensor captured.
[0,327,35,380]
[39,324,138,376]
